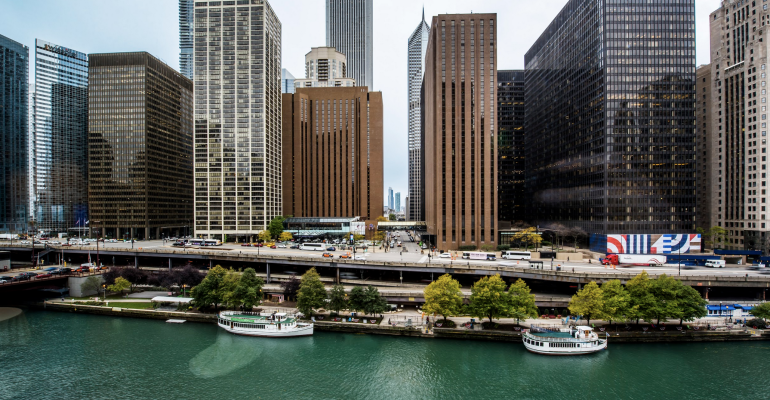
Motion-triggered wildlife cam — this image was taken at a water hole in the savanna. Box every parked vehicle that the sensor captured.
[290,244,300,249]
[601,254,666,267]
[327,246,336,251]
[705,260,726,268]
[276,243,287,248]
[462,252,496,261]
[354,255,366,261]
[0,276,12,283]
[36,272,52,279]
[301,243,325,251]
[338,254,351,259]
[502,251,532,260]
[322,252,334,258]
[17,272,38,280]
[439,253,451,258]
[60,267,72,274]
[241,243,252,247]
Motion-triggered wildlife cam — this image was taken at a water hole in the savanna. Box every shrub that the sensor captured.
[496,245,511,251]
[542,241,552,246]
[480,244,496,252]
[745,318,765,328]
[458,245,477,251]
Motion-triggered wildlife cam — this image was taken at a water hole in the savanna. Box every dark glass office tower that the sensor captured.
[33,40,89,236]
[524,0,696,235]
[497,70,525,223]
[88,52,193,240]
[0,34,29,233]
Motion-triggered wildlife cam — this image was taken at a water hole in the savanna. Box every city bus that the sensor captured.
[204,239,222,246]
[462,252,497,261]
[502,251,532,260]
[188,239,205,246]
[300,243,325,251]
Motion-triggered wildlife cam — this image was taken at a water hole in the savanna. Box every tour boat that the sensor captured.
[217,311,313,338]
[522,325,607,355]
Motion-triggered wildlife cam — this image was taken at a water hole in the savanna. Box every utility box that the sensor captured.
[0,251,10,271]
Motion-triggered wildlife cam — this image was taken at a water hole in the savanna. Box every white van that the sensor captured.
[502,251,532,260]
[704,259,725,268]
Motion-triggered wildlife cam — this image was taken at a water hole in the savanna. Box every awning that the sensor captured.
[151,296,193,303]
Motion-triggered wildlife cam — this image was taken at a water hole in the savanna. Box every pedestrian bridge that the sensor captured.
[377,221,426,231]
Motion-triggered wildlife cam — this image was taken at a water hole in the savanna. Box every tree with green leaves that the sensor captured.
[600,279,630,323]
[348,285,366,312]
[279,231,293,242]
[512,227,542,250]
[257,230,272,243]
[568,281,605,325]
[362,285,388,316]
[508,279,539,323]
[107,277,131,295]
[268,216,286,239]
[423,274,463,321]
[468,274,510,324]
[626,271,654,324]
[228,268,264,311]
[327,284,348,314]
[675,284,707,324]
[751,302,770,323]
[645,274,681,324]
[296,267,327,316]
[389,213,396,221]
[191,265,227,310]
[221,268,241,308]
[697,226,727,250]
[80,276,103,297]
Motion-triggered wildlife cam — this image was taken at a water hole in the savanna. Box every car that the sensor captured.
[241,243,252,247]
[17,272,38,280]
[255,243,264,247]
[322,252,334,258]
[276,243,287,248]
[354,255,366,261]
[327,246,336,251]
[290,244,299,249]
[338,254,351,259]
[60,267,72,274]
[75,266,91,273]
[439,253,451,258]
[0,276,12,283]
[270,245,277,249]
[36,272,52,279]
[43,267,58,272]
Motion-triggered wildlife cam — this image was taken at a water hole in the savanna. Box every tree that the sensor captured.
[626,271,654,324]
[376,216,388,222]
[221,268,241,308]
[296,268,327,316]
[279,231,293,242]
[751,302,770,323]
[191,265,227,310]
[568,281,605,325]
[353,234,365,242]
[328,284,348,314]
[362,285,387,316]
[568,226,587,251]
[423,274,463,321]
[107,277,131,295]
[600,280,630,323]
[119,268,148,293]
[698,226,727,250]
[645,274,681,324]
[512,227,542,250]
[389,213,396,221]
[229,268,264,311]
[676,284,707,324]
[373,231,386,244]
[80,276,102,297]
[280,276,300,301]
[348,286,366,312]
[468,274,510,324]
[268,216,286,239]
[258,230,272,243]
[508,279,539,323]
[545,223,568,250]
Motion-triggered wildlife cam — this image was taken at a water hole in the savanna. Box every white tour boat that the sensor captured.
[217,311,313,338]
[522,325,607,355]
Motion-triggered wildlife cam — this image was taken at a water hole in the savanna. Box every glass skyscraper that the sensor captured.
[33,39,89,235]
[179,0,194,81]
[0,34,29,233]
[281,68,295,94]
[497,70,525,223]
[407,10,429,222]
[194,0,282,240]
[326,0,373,90]
[525,0,696,235]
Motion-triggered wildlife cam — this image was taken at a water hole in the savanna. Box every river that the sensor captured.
[1,310,768,399]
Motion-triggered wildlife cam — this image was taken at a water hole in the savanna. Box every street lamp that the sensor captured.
[102,284,106,302]
[182,284,188,297]
[94,221,101,270]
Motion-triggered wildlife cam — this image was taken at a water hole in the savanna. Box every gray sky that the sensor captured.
[2,0,720,204]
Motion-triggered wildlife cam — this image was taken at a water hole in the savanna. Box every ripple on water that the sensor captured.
[189,332,263,378]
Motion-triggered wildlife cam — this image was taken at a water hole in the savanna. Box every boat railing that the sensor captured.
[530,324,563,333]
[524,331,599,343]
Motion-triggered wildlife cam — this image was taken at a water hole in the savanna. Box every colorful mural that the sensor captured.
[606,234,701,254]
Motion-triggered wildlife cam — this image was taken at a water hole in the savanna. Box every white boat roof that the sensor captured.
[151,296,193,303]
[575,326,593,330]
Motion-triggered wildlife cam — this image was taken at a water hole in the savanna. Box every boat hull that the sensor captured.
[218,322,314,338]
[522,339,607,355]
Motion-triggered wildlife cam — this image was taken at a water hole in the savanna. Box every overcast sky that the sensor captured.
[2,0,721,203]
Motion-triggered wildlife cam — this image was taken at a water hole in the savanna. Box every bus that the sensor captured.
[462,252,497,261]
[204,239,222,246]
[189,239,205,246]
[502,251,531,260]
[300,243,325,251]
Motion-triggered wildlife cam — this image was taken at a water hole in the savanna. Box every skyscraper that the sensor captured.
[33,40,89,235]
[708,1,770,251]
[0,34,29,233]
[695,64,712,236]
[194,0,282,240]
[293,47,355,88]
[388,187,393,210]
[424,13,498,250]
[395,192,400,214]
[408,10,429,222]
[497,70,525,223]
[179,0,194,81]
[326,0,373,90]
[88,52,193,240]
[525,0,695,235]
[281,68,295,94]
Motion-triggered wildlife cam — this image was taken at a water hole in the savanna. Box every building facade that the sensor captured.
[88,52,193,240]
[193,0,282,240]
[293,47,355,89]
[408,11,430,222]
[281,87,383,223]
[497,70,525,224]
[525,0,696,235]
[326,0,373,90]
[708,0,770,252]
[0,34,29,233]
[695,64,713,234]
[179,0,194,81]
[281,68,295,94]
[388,186,393,210]
[33,40,89,235]
[395,192,401,213]
[424,13,498,250]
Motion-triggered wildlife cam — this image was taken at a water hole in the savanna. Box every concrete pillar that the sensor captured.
[266,263,270,284]
[101,227,106,238]
[336,267,339,284]
[116,227,121,240]
[145,227,150,240]
[209,259,212,269]
[169,258,172,272]
[134,256,138,268]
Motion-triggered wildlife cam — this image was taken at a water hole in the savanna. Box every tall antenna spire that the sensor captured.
[422,5,425,22]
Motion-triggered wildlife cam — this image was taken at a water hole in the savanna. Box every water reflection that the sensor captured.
[0,308,30,346]
[189,332,263,378]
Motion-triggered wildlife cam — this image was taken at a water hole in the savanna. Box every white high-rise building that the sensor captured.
[193,0,282,240]
[408,10,429,222]
[293,46,356,88]
[326,0,373,90]
[179,0,194,81]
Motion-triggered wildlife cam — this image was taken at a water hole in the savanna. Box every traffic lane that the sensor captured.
[508,261,770,277]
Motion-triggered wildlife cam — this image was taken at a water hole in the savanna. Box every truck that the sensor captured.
[601,254,666,267]
[0,234,19,240]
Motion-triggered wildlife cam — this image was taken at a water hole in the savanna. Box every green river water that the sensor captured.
[1,310,768,399]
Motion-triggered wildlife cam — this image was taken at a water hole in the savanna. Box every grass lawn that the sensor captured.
[67,294,125,300]
[104,302,155,310]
